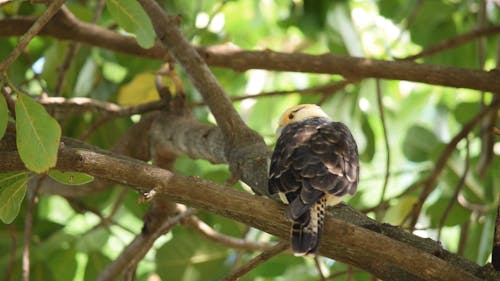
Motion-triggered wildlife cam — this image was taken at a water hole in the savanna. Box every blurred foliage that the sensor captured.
[0,0,499,280]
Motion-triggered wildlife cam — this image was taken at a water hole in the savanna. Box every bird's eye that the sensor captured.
[288,113,294,119]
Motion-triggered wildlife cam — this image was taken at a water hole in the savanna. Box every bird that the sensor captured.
[268,104,359,256]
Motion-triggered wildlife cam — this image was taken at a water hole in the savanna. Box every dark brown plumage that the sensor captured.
[269,113,359,255]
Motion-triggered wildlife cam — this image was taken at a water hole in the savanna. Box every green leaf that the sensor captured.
[84,251,112,281]
[402,125,438,162]
[0,172,27,224]
[48,170,94,185]
[105,0,155,48]
[74,58,98,97]
[384,195,418,225]
[426,196,470,228]
[48,248,78,281]
[359,114,375,162]
[156,228,230,281]
[0,94,8,140]
[15,93,61,173]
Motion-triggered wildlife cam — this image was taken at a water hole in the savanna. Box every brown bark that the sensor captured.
[0,138,497,281]
[1,10,499,93]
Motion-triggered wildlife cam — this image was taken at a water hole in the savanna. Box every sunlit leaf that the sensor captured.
[15,93,61,173]
[384,195,418,226]
[103,61,127,83]
[105,0,155,48]
[74,58,98,97]
[0,172,27,224]
[0,94,8,140]
[117,72,161,106]
[48,170,94,185]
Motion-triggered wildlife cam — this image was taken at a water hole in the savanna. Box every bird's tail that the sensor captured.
[290,197,326,256]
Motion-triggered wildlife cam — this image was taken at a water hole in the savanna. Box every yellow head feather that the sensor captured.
[277,104,331,134]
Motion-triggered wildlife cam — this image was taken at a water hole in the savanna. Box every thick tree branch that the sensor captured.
[138,0,251,143]
[1,12,499,93]
[137,0,270,195]
[0,141,497,281]
[199,46,500,93]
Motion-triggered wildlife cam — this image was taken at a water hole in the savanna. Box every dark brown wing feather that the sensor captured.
[268,117,359,221]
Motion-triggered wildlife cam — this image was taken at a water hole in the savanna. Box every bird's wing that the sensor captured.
[268,118,359,220]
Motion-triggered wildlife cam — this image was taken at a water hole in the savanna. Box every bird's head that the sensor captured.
[276,104,331,135]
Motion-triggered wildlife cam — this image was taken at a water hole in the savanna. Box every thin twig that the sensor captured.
[375,79,390,212]
[401,25,500,61]
[437,137,470,241]
[1,85,16,117]
[0,0,67,73]
[318,79,359,105]
[65,197,136,234]
[458,217,470,257]
[221,241,289,281]
[40,96,167,116]
[390,0,423,49]
[22,176,44,281]
[191,79,356,107]
[3,224,17,281]
[184,215,276,251]
[314,256,327,281]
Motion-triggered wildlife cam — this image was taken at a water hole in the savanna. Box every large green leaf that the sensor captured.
[0,94,7,140]
[105,0,155,48]
[15,93,61,173]
[0,172,27,224]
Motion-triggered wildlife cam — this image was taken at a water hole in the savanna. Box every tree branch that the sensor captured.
[1,13,499,93]
[0,0,66,73]
[183,215,276,251]
[221,242,289,281]
[0,140,496,281]
[137,0,270,195]
[402,25,500,61]
[407,98,500,229]
[96,204,195,281]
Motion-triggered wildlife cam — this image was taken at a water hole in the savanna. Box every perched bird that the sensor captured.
[268,104,359,256]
